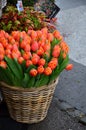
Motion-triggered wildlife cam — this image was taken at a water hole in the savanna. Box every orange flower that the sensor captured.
[53,45,61,51]
[30,69,37,76]
[43,41,51,52]
[6,54,11,58]
[60,41,69,54]
[0,61,7,68]
[31,54,40,65]
[20,40,26,49]
[18,57,24,64]
[0,44,5,55]
[52,45,61,58]
[0,54,5,61]
[38,58,45,66]
[11,51,20,59]
[44,67,52,76]
[48,59,58,70]
[24,44,30,52]
[32,57,38,65]
[41,27,48,36]
[30,30,37,40]
[36,30,42,39]
[23,52,31,60]
[5,49,11,55]
[37,47,44,56]
[11,31,21,42]
[65,64,73,71]
[31,41,38,52]
[53,30,61,40]
[44,51,50,58]
[26,60,32,67]
[37,65,44,74]
[38,40,45,47]
[0,37,8,48]
[52,57,58,62]
[47,33,54,42]
[63,52,67,59]
[6,44,12,50]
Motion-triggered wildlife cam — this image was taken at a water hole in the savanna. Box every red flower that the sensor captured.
[65,64,73,71]
[30,69,37,77]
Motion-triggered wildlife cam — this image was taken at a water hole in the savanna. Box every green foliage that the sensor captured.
[0,6,46,33]
[51,38,60,48]
[27,77,35,88]
[0,67,13,85]
[0,53,69,88]
[5,57,23,80]
[35,74,49,87]
[4,57,23,86]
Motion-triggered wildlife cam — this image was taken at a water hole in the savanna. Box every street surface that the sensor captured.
[55,0,86,114]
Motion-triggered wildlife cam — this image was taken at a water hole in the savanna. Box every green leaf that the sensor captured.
[49,66,59,82]
[58,51,63,65]
[51,38,60,48]
[50,38,61,60]
[43,53,50,62]
[7,23,12,31]
[0,67,13,85]
[13,58,23,77]
[5,57,23,81]
[22,73,30,88]
[36,74,49,87]
[20,37,23,43]
[21,60,26,72]
[28,77,35,88]
[58,55,69,74]
[34,74,41,87]
[21,49,24,55]
[13,76,22,86]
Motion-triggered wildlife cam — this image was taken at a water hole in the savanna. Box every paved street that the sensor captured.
[55,0,86,113]
[56,0,86,65]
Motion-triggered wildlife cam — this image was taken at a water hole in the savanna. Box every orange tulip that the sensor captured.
[44,67,52,76]
[37,65,44,74]
[65,64,73,71]
[30,69,37,77]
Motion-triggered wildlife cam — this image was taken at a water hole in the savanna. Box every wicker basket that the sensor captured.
[0,78,59,124]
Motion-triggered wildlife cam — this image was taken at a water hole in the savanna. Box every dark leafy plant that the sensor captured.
[0,6,47,33]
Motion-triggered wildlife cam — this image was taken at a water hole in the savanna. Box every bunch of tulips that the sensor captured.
[0,27,73,88]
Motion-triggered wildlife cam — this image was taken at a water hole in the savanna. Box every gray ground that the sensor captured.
[55,0,86,113]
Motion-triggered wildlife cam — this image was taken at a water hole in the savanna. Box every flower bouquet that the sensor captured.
[0,27,73,123]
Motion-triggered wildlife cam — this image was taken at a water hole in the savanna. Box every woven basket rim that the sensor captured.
[0,77,59,92]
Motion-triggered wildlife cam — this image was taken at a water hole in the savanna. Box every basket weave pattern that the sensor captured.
[1,78,58,123]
